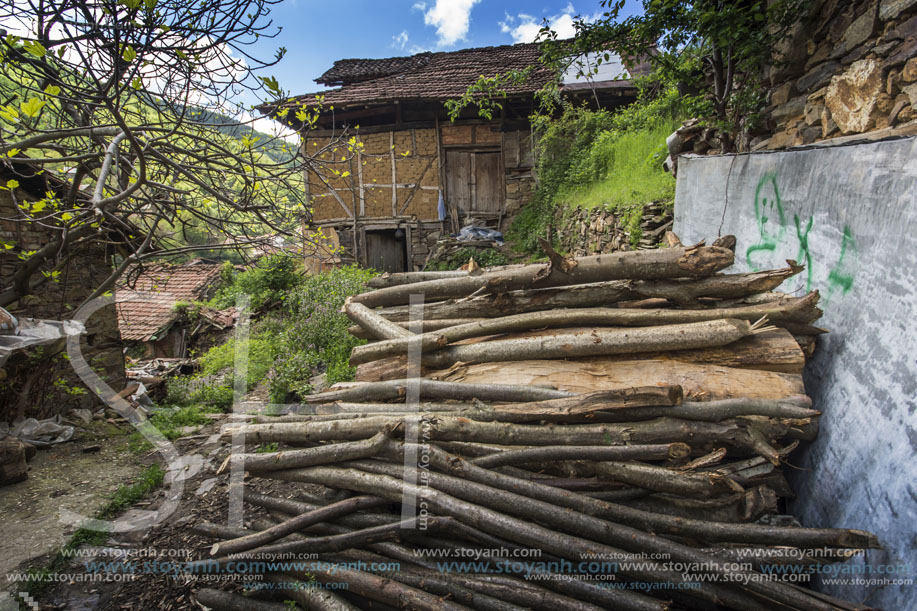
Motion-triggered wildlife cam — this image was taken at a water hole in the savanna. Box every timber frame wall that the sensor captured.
[302,118,536,271]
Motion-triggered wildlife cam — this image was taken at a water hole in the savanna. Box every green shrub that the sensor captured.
[207,253,302,311]
[508,83,687,253]
[428,246,512,271]
[188,383,234,412]
[270,266,375,401]
[197,329,278,391]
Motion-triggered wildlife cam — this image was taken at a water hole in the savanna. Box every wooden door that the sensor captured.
[473,152,503,214]
[446,150,504,218]
[445,150,472,216]
[365,230,406,273]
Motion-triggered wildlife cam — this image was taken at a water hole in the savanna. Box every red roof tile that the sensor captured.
[115,261,223,341]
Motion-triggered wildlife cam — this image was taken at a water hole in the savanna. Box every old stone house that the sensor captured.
[264,42,647,272]
[0,162,125,421]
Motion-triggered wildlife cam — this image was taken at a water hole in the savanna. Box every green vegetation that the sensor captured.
[207,254,303,311]
[508,84,686,252]
[428,247,513,271]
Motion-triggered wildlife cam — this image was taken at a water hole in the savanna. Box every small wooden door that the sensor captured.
[365,230,406,273]
[445,150,504,216]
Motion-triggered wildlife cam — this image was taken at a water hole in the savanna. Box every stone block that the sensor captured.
[771,95,808,122]
[879,0,917,21]
[825,58,885,132]
[805,101,826,124]
[902,56,917,80]
[797,60,842,92]
[844,7,878,48]
[770,82,795,106]
[903,82,917,104]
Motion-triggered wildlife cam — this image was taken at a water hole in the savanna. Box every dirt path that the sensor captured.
[0,422,148,592]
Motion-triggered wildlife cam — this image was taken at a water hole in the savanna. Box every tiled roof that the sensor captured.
[280,42,554,110]
[115,261,223,341]
[316,54,434,86]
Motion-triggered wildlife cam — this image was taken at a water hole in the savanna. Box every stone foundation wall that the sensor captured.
[553,201,674,256]
[762,0,917,149]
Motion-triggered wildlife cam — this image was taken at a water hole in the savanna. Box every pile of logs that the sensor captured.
[196,237,879,610]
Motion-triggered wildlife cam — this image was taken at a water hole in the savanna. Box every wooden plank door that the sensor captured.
[473,152,503,214]
[445,150,471,216]
[365,230,406,273]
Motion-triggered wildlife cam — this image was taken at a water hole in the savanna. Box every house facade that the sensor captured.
[266,42,645,272]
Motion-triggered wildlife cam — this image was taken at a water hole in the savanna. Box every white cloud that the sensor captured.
[393,30,409,50]
[500,3,579,43]
[422,0,481,47]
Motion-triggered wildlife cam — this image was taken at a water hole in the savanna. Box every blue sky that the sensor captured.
[247,1,642,98]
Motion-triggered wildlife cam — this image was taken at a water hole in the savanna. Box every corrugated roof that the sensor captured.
[115,261,223,341]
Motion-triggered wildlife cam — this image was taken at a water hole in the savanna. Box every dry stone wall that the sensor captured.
[762,0,917,149]
[553,201,673,256]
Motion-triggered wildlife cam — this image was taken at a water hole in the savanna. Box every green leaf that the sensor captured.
[20,97,46,118]
[122,45,136,62]
[120,0,141,9]
[44,84,61,97]
[22,41,46,57]
[131,76,143,90]
[260,75,281,96]
[6,179,19,190]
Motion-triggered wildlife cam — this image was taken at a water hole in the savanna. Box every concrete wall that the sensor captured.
[673,136,917,609]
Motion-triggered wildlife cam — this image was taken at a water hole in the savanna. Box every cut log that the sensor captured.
[378,266,805,321]
[344,301,412,340]
[0,438,27,485]
[349,318,488,340]
[471,444,689,468]
[354,244,735,308]
[353,329,807,382]
[350,294,820,364]
[367,270,470,288]
[432,359,806,400]
[302,379,572,404]
[194,588,293,611]
[418,319,758,368]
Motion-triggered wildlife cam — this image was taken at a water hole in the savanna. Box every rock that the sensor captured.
[825,59,885,133]
[903,82,917,105]
[771,95,808,122]
[822,108,840,137]
[888,68,902,94]
[883,37,917,68]
[767,131,798,149]
[844,8,877,48]
[800,125,823,144]
[806,42,833,70]
[903,57,917,81]
[770,82,795,106]
[841,43,870,65]
[797,60,842,92]
[805,101,826,125]
[879,0,917,21]
[884,13,917,42]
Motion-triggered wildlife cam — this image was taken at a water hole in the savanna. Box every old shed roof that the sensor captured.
[115,260,224,341]
[278,42,554,111]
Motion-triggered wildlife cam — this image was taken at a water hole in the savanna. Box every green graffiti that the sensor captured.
[745,172,786,269]
[794,213,814,291]
[826,226,857,303]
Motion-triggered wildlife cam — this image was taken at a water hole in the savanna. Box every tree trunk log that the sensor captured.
[377,267,803,321]
[418,319,757,368]
[355,245,736,308]
[351,293,820,365]
[194,588,294,611]
[231,431,390,472]
[433,358,805,399]
[344,301,412,340]
[471,444,689,467]
[303,379,571,404]
[367,271,470,288]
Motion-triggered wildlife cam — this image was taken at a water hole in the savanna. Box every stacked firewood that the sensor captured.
[195,237,879,610]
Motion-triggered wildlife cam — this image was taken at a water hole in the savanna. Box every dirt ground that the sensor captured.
[0,421,149,587]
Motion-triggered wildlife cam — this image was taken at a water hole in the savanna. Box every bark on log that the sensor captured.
[276,464,837,611]
[354,244,735,308]
[367,271,471,288]
[351,293,820,365]
[344,301,412,340]
[378,267,803,321]
[433,358,805,399]
[349,318,488,339]
[263,574,360,611]
[303,379,571,404]
[227,413,806,461]
[471,444,689,467]
[231,431,390,472]
[210,495,388,556]
[194,588,294,611]
[354,330,807,382]
[562,397,819,424]
[419,319,757,368]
